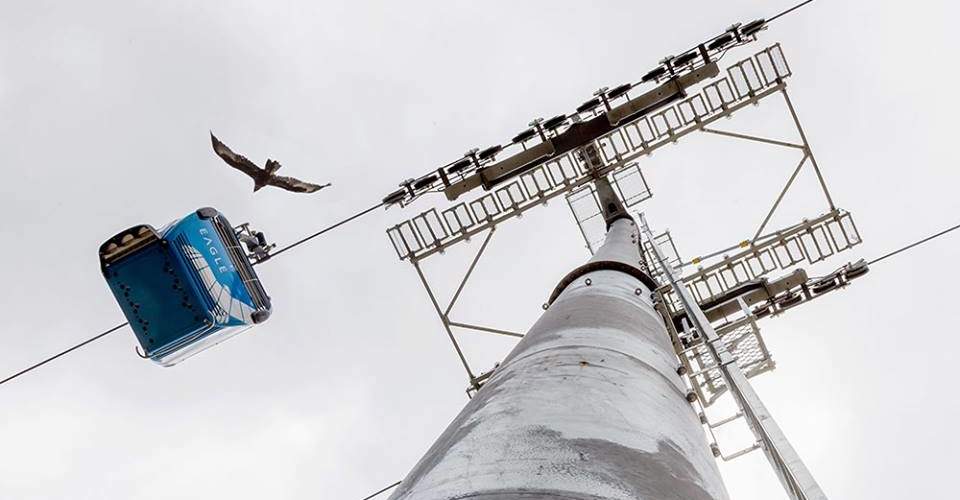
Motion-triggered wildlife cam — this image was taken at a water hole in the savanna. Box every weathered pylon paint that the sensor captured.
[390,217,728,500]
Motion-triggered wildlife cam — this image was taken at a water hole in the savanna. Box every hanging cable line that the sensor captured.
[769,0,815,25]
[1,208,956,387]
[0,322,129,386]
[2,212,957,387]
[258,201,384,263]
[361,480,401,500]
[867,222,960,266]
[0,202,387,386]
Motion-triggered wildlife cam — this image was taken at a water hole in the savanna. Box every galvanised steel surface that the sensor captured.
[389,218,727,500]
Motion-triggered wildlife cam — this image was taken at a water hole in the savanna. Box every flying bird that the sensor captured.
[210,132,331,193]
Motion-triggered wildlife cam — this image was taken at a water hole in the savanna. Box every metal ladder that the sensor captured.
[640,213,827,500]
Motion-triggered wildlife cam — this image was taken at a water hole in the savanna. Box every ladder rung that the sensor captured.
[707,411,744,429]
[721,442,762,462]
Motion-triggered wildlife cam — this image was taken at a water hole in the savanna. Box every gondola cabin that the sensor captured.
[99,207,272,366]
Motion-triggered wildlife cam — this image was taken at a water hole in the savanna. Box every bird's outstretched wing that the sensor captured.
[267,175,331,193]
[210,132,262,178]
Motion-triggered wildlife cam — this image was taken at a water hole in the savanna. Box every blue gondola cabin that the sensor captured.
[99,207,272,366]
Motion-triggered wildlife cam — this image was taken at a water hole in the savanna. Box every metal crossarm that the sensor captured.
[663,210,862,311]
[386,44,796,264]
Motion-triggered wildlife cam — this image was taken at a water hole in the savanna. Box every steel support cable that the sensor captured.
[868,222,960,266]
[361,481,401,500]
[1,202,386,387]
[769,1,816,25]
[667,0,814,70]
[257,202,385,263]
[0,322,129,386]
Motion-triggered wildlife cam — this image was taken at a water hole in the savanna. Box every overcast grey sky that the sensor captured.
[2,1,959,499]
